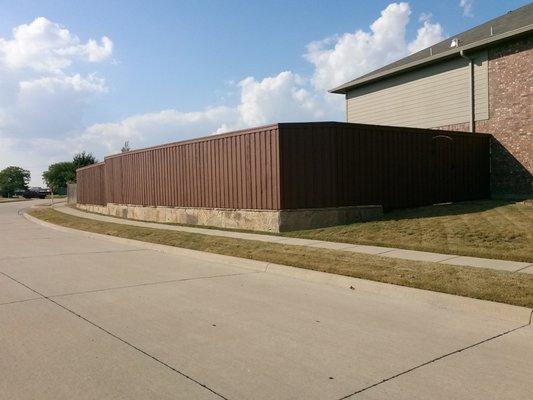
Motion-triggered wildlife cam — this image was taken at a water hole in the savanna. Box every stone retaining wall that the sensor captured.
[76,203,383,232]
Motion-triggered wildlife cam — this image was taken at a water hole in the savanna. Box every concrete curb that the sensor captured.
[24,211,533,325]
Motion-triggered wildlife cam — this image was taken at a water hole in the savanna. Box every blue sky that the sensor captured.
[0,0,529,185]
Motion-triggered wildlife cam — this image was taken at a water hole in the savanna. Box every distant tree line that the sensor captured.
[0,151,98,198]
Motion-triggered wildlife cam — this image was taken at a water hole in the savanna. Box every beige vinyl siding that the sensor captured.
[346,51,488,128]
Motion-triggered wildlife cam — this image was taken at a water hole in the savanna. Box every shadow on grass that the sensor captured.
[380,199,520,222]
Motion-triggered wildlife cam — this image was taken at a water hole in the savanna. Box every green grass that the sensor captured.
[285,200,533,262]
[28,207,533,308]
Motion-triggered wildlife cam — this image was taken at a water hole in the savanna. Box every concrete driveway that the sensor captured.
[1,200,532,400]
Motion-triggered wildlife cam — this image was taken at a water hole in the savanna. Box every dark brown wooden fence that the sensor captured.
[279,123,491,209]
[76,122,491,210]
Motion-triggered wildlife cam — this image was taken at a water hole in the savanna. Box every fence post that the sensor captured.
[67,183,77,204]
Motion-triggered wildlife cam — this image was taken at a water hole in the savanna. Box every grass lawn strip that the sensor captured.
[29,207,533,308]
[285,200,533,263]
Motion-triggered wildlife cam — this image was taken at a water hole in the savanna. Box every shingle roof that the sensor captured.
[330,3,533,94]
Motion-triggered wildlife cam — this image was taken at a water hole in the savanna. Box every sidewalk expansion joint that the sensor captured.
[376,249,397,255]
[336,317,532,399]
[0,270,230,400]
[437,256,460,263]
[0,248,148,262]
[0,297,43,307]
[50,271,259,299]
[514,263,533,273]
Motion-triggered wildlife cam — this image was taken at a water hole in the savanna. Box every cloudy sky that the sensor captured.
[0,0,528,185]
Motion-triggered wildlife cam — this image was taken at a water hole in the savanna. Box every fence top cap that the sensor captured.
[76,161,105,173]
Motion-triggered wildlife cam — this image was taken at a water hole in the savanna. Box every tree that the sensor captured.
[42,162,75,192]
[73,151,97,169]
[43,151,97,190]
[121,141,131,153]
[0,166,30,197]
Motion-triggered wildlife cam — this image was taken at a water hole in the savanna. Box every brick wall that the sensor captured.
[436,36,532,197]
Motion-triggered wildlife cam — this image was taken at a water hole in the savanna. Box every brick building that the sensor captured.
[331,4,532,197]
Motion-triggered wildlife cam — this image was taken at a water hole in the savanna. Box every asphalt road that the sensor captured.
[1,200,532,400]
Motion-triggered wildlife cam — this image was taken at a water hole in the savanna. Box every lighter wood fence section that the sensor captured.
[76,163,106,205]
[81,126,281,210]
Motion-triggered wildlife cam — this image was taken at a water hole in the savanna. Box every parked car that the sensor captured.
[21,187,50,199]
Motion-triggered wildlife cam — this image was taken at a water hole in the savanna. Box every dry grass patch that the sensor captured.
[286,200,533,262]
[29,207,533,308]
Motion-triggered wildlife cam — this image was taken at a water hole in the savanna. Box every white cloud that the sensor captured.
[236,71,330,127]
[460,0,474,17]
[83,36,114,62]
[79,106,238,154]
[0,136,15,152]
[19,73,107,94]
[305,2,444,91]
[305,2,411,92]
[0,17,112,73]
[418,12,433,22]
[408,19,444,53]
[10,74,107,138]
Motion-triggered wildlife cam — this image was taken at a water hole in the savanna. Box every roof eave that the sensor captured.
[329,24,533,94]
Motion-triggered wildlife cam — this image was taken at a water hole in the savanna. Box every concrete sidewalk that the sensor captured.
[55,204,533,274]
